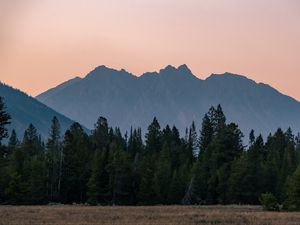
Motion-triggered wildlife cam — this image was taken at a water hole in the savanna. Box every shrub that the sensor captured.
[259,193,280,211]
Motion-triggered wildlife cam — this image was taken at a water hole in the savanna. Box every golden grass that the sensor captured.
[0,205,300,225]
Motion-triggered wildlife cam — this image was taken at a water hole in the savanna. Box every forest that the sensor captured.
[1,96,300,210]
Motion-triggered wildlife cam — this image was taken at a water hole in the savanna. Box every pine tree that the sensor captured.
[138,156,156,205]
[87,150,102,205]
[188,122,198,157]
[127,128,143,159]
[60,123,92,203]
[107,141,133,205]
[285,164,300,210]
[8,130,19,153]
[264,128,288,200]
[0,103,12,201]
[87,116,111,204]
[249,129,255,146]
[0,97,11,143]
[22,124,42,156]
[145,117,161,153]
[229,134,264,204]
[92,116,109,151]
[153,142,172,204]
[46,116,62,202]
[198,114,213,156]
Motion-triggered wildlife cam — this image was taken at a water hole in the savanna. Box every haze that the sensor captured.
[0,0,299,99]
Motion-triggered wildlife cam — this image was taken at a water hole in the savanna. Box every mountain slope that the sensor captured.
[0,82,78,140]
[36,65,300,137]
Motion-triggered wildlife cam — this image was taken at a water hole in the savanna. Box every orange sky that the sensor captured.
[0,0,300,99]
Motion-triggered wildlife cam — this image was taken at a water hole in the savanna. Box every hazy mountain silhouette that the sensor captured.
[0,82,80,140]
[36,65,300,138]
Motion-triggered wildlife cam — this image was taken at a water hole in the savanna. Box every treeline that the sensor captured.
[1,97,300,209]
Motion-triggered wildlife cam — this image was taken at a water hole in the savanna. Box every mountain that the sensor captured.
[36,65,300,138]
[0,82,79,140]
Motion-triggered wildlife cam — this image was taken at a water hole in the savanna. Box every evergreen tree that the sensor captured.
[264,129,288,200]
[188,121,198,157]
[285,164,300,210]
[92,116,109,151]
[249,129,255,146]
[46,116,62,201]
[153,142,172,204]
[138,156,156,205]
[229,134,265,204]
[22,124,43,156]
[145,117,161,153]
[198,114,213,156]
[8,130,19,154]
[192,112,214,203]
[107,141,133,205]
[127,128,143,159]
[60,123,92,203]
[87,116,110,204]
[0,97,11,143]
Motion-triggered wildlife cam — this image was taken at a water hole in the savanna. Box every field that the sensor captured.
[0,205,300,225]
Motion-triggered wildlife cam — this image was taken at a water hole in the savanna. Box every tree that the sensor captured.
[249,129,255,146]
[264,128,289,200]
[198,114,213,157]
[145,117,161,153]
[8,130,19,153]
[5,172,25,203]
[107,141,133,205]
[0,97,11,143]
[46,116,62,201]
[87,117,111,205]
[188,122,198,157]
[87,150,102,205]
[229,134,265,204]
[60,123,92,203]
[284,164,300,210]
[127,128,143,159]
[192,112,214,203]
[92,116,109,151]
[153,142,172,204]
[22,124,42,156]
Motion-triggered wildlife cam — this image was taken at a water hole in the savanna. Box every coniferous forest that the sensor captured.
[1,96,300,210]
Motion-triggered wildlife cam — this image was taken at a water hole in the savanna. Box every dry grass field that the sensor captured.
[0,205,300,225]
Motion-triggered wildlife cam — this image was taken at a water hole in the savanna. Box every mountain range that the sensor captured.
[0,82,77,140]
[36,65,300,138]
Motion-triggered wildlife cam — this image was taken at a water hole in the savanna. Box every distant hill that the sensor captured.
[36,65,300,137]
[0,82,79,140]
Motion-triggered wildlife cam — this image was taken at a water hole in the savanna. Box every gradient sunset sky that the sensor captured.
[0,0,300,99]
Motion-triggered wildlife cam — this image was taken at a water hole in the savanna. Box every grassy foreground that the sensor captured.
[0,205,300,225]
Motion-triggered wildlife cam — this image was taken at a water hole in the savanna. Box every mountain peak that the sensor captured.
[85,65,133,79]
[177,64,191,73]
[158,64,195,78]
[159,65,177,73]
[92,65,116,73]
[207,72,251,82]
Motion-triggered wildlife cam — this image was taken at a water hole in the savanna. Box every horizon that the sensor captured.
[0,0,299,100]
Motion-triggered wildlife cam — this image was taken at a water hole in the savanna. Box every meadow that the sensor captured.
[0,205,300,225]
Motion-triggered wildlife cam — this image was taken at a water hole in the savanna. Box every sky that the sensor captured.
[0,0,300,99]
